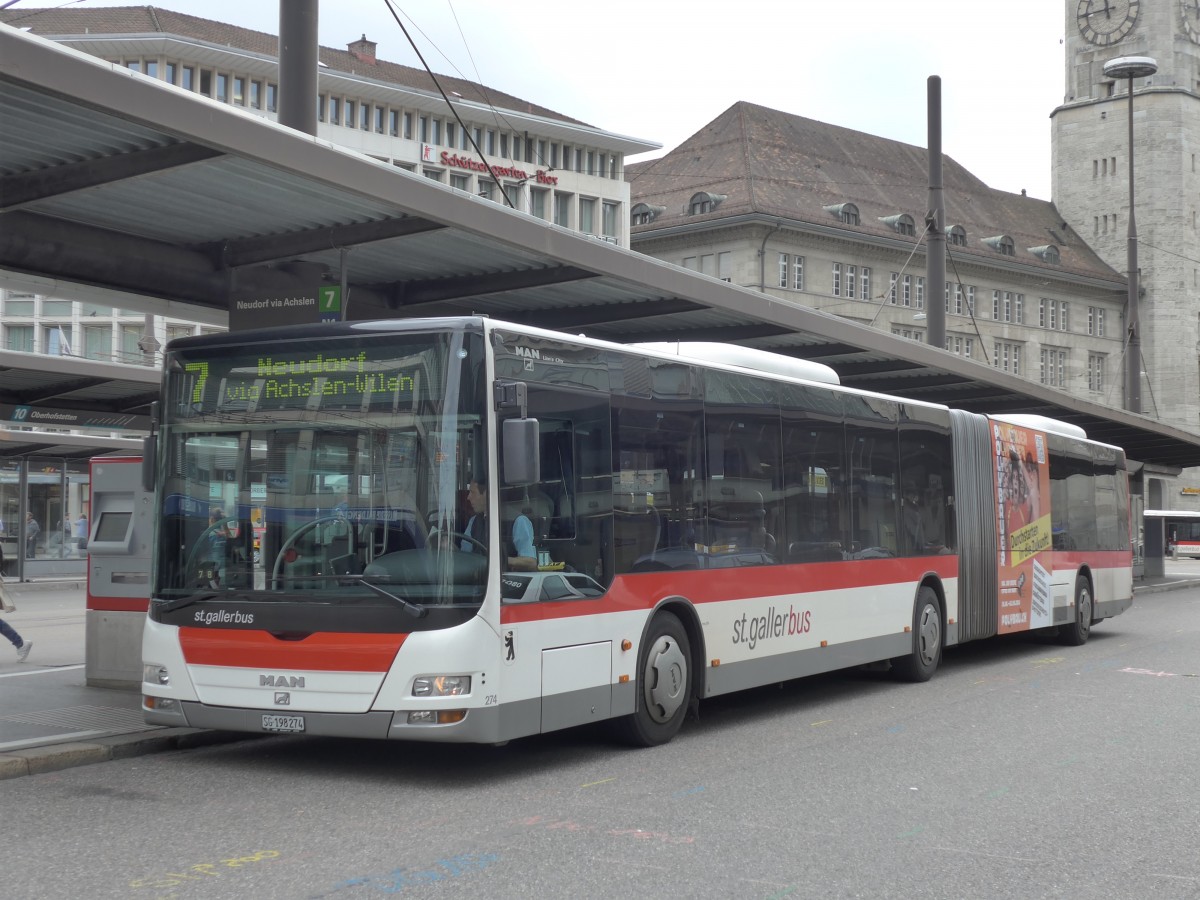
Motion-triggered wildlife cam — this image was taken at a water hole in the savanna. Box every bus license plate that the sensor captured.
[262,714,305,733]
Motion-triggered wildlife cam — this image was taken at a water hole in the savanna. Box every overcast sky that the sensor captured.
[26,0,1068,199]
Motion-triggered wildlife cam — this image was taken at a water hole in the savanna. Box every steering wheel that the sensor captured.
[270,515,357,588]
[434,530,486,555]
[183,516,238,588]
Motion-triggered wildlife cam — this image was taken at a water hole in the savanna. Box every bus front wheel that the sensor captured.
[614,611,692,747]
[1058,576,1092,646]
[892,586,942,682]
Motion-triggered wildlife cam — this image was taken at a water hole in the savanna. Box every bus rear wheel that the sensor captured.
[613,611,691,747]
[892,586,942,682]
[1058,576,1092,646]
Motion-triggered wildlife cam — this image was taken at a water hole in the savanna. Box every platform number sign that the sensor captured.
[318,286,342,323]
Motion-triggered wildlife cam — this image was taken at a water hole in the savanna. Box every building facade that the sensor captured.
[1052,0,1200,437]
[627,101,1133,410]
[0,6,655,249]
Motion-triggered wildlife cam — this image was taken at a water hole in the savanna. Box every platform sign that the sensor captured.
[318,285,342,323]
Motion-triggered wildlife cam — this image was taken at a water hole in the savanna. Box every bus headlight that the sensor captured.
[412,675,470,696]
[143,664,170,686]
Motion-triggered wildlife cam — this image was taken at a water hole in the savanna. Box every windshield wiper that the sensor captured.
[157,592,224,615]
[358,576,428,618]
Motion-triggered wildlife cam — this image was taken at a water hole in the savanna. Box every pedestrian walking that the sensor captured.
[0,575,31,661]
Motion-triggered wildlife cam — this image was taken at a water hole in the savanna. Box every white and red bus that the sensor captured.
[1148,510,1200,558]
[142,318,1132,745]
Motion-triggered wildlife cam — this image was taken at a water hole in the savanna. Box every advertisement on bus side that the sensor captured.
[993,422,1052,634]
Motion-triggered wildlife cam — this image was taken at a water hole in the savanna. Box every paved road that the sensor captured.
[4,583,1199,899]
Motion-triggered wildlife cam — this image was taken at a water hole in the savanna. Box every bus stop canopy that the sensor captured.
[2,25,1199,468]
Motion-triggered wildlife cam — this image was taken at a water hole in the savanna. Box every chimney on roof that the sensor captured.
[348,34,377,64]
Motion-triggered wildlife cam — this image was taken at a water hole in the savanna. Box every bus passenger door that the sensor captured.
[541,641,611,732]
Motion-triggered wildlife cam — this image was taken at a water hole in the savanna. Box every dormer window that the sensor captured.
[823,202,860,226]
[948,225,967,247]
[983,235,1016,256]
[880,213,916,237]
[631,203,665,226]
[688,192,726,215]
[1028,244,1060,264]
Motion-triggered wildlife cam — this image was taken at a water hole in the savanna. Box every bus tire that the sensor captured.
[614,611,692,747]
[1058,576,1092,646]
[892,586,942,683]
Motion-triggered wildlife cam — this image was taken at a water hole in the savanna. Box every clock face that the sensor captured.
[1184,0,1200,45]
[1076,0,1141,45]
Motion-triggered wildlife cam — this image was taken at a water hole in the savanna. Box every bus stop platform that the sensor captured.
[2,564,1198,780]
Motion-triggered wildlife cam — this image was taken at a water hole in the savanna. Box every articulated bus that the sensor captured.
[142,317,1132,746]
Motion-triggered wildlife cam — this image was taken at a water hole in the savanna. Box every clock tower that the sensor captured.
[1053,0,1200,433]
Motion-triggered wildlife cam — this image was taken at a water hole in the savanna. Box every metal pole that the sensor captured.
[278,0,318,136]
[925,76,946,348]
[1124,73,1141,414]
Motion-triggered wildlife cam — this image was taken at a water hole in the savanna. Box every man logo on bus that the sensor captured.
[505,630,515,661]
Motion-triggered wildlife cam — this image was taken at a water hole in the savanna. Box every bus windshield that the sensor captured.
[153,327,488,611]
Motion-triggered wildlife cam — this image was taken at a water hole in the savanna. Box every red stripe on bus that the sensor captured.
[179,629,407,671]
[86,596,150,613]
[501,556,959,624]
[1053,549,1132,570]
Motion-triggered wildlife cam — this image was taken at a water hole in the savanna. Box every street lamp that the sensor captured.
[1102,55,1157,414]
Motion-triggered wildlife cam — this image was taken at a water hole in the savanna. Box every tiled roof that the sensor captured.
[0,5,587,126]
[628,101,1119,282]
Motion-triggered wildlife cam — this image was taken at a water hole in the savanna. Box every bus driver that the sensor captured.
[462,476,537,571]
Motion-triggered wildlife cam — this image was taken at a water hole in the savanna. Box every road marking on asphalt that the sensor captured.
[0,729,109,751]
[0,664,85,679]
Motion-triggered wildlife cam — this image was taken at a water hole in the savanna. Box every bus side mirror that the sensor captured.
[141,434,156,493]
[502,417,540,486]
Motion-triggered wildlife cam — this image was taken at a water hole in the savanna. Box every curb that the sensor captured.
[1134,578,1200,596]
[4,580,86,595]
[0,728,260,781]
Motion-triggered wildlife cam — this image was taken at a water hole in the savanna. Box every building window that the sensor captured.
[579,197,596,234]
[403,112,413,139]
[449,173,470,192]
[1040,348,1067,387]
[1029,245,1060,264]
[83,325,111,361]
[165,62,177,85]
[345,100,357,128]
[250,81,261,109]
[181,66,194,91]
[216,73,227,103]
[476,179,493,199]
[631,203,661,226]
[530,188,548,219]
[985,235,1016,256]
[328,97,340,125]
[948,225,967,247]
[881,214,916,236]
[832,263,842,297]
[1088,354,1105,392]
[778,253,790,289]
[845,265,856,298]
[889,272,899,304]
[682,256,697,270]
[718,252,732,282]
[233,76,245,105]
[792,256,804,291]
[4,325,34,352]
[199,69,213,96]
[915,276,925,310]
[993,341,1022,376]
[317,94,326,122]
[1014,293,1024,324]
[266,83,277,113]
[891,327,924,341]
[902,274,913,307]
[1040,298,1070,331]
[388,109,399,136]
[553,192,571,227]
[1088,307,1106,336]
[374,106,384,133]
[689,192,725,215]
[945,335,973,358]
[602,202,619,240]
[860,267,871,301]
